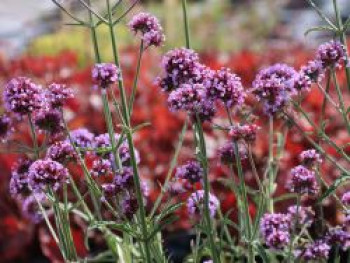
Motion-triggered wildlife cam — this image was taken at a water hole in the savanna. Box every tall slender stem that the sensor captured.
[181,0,191,49]
[267,116,275,213]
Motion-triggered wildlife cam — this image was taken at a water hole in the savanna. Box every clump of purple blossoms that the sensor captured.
[94,133,120,157]
[287,205,314,226]
[316,40,345,68]
[46,141,77,164]
[70,128,94,149]
[121,195,139,219]
[187,190,219,218]
[118,141,140,167]
[175,160,203,184]
[28,159,69,192]
[229,123,259,142]
[260,213,291,250]
[299,149,322,168]
[0,114,11,141]
[21,193,47,223]
[302,240,330,261]
[114,167,134,190]
[293,72,312,92]
[300,60,324,83]
[325,228,350,251]
[288,165,318,195]
[3,77,42,115]
[34,107,63,134]
[129,12,165,47]
[90,159,113,177]
[9,158,33,199]
[218,141,247,165]
[45,83,74,108]
[252,63,298,115]
[342,192,350,206]
[92,63,120,89]
[157,48,202,92]
[205,67,245,108]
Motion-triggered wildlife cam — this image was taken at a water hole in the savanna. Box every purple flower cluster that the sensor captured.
[21,193,47,223]
[260,213,291,249]
[175,160,203,184]
[303,240,330,261]
[3,77,42,115]
[288,165,318,195]
[167,83,204,112]
[252,63,297,115]
[342,192,350,206]
[9,158,33,199]
[92,63,120,89]
[205,68,245,108]
[45,83,74,108]
[325,228,350,251]
[118,141,140,167]
[90,159,113,177]
[121,195,139,219]
[0,114,11,141]
[299,149,322,167]
[158,48,202,92]
[114,167,134,190]
[28,159,69,192]
[34,107,63,134]
[46,141,77,164]
[287,205,314,226]
[229,123,259,142]
[300,59,324,83]
[218,141,247,165]
[316,40,345,68]
[70,128,94,148]
[187,190,219,218]
[129,12,165,47]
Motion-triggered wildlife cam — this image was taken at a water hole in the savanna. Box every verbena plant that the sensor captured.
[2,0,350,262]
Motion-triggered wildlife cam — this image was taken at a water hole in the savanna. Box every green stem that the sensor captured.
[267,116,275,213]
[287,195,300,263]
[181,0,191,49]
[129,40,144,116]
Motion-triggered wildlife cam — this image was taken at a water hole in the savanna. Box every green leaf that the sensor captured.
[255,244,270,263]
[319,173,350,203]
[147,215,178,241]
[156,202,183,223]
[88,221,139,238]
[304,26,335,36]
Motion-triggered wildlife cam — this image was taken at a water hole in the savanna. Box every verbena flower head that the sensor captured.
[157,48,201,92]
[252,63,297,115]
[46,141,77,164]
[92,63,120,88]
[205,67,245,108]
[21,193,47,223]
[326,228,350,251]
[299,149,322,167]
[118,141,140,167]
[167,83,204,112]
[342,192,350,206]
[187,190,219,218]
[294,72,312,92]
[121,195,139,219]
[128,12,165,47]
[288,165,318,195]
[229,123,259,142]
[70,128,94,149]
[94,133,120,157]
[90,159,113,177]
[303,240,330,261]
[9,158,33,199]
[34,107,63,134]
[114,167,134,189]
[218,141,247,165]
[287,205,314,226]
[300,60,324,83]
[101,183,119,199]
[46,83,74,108]
[28,159,69,192]
[175,160,203,184]
[260,213,291,249]
[3,77,42,115]
[0,114,11,141]
[192,99,216,123]
[316,40,345,68]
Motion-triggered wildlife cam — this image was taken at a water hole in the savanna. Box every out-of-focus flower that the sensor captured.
[218,141,247,165]
[0,114,11,141]
[187,190,219,218]
[229,123,259,142]
[121,195,138,219]
[326,228,350,251]
[287,205,314,226]
[342,192,350,206]
[69,128,94,149]
[260,213,291,249]
[21,193,48,223]
[92,63,120,89]
[303,240,330,261]
[90,159,113,177]
[45,83,74,108]
[114,167,134,189]
[299,149,322,168]
[316,40,345,68]
[3,77,42,115]
[300,60,324,83]
[28,159,69,192]
[288,165,318,195]
[9,158,33,199]
[34,108,63,134]
[175,160,203,184]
